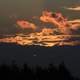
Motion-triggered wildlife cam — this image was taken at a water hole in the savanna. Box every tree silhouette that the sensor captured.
[0,61,79,80]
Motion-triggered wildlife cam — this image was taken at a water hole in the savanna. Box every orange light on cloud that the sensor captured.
[40,10,80,34]
[17,20,36,30]
[0,10,80,47]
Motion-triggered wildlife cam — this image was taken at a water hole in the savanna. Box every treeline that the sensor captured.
[0,62,79,80]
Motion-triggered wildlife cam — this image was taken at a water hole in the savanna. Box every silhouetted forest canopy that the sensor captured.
[0,61,79,80]
[0,43,80,80]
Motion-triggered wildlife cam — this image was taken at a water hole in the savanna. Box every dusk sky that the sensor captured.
[0,0,80,34]
[0,0,80,78]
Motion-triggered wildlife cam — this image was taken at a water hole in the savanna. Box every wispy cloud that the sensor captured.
[64,6,80,11]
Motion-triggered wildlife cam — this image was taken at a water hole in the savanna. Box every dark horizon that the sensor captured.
[0,42,80,78]
[0,60,79,80]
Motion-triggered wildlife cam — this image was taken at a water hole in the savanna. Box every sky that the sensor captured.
[0,0,80,78]
[0,0,80,34]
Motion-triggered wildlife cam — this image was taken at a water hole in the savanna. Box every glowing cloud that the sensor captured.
[0,32,80,47]
[68,19,80,30]
[0,10,80,47]
[40,10,80,34]
[16,20,36,30]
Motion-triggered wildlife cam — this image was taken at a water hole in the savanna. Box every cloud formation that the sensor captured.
[64,6,80,11]
[0,10,80,47]
[16,20,36,30]
[40,10,80,34]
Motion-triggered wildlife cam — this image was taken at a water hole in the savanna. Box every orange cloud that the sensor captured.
[0,10,80,47]
[40,10,80,34]
[16,20,36,30]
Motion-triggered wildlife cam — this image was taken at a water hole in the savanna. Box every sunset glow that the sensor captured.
[0,10,80,47]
